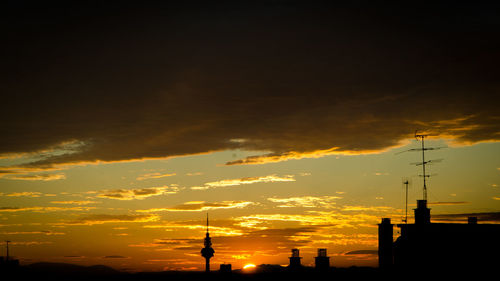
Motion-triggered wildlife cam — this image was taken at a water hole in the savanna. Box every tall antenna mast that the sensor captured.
[403,179,410,224]
[6,240,10,261]
[396,130,445,202]
[206,212,209,233]
[415,132,428,201]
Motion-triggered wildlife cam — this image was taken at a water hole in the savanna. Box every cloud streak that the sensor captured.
[96,186,178,200]
[0,206,95,213]
[1,173,66,181]
[137,201,254,213]
[193,174,295,190]
[56,214,160,226]
[267,196,342,208]
[136,172,176,181]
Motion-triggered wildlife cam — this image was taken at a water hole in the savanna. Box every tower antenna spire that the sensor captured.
[201,213,214,272]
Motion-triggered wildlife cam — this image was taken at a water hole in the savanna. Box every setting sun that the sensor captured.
[243,264,256,270]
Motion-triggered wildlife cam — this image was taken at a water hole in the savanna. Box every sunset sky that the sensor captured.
[1,1,499,272]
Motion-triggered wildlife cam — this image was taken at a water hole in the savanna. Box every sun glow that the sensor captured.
[243,263,256,270]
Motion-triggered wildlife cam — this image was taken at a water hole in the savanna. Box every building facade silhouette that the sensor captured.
[379,199,500,272]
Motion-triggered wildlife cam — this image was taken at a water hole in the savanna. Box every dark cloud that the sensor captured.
[102,255,128,259]
[427,201,469,206]
[432,212,500,224]
[344,250,378,256]
[2,1,499,168]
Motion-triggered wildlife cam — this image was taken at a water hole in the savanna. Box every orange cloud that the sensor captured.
[136,172,176,181]
[137,200,254,213]
[198,174,295,189]
[143,223,244,237]
[0,206,96,213]
[50,200,100,205]
[267,196,342,208]
[2,173,66,181]
[96,186,178,200]
[0,231,65,235]
[56,214,160,226]
[3,192,43,197]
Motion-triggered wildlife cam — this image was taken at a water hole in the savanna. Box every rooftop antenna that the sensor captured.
[396,130,446,201]
[402,178,411,224]
[5,240,10,261]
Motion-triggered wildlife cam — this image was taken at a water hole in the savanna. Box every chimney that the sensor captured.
[288,249,302,269]
[378,218,393,269]
[414,200,431,225]
[315,248,330,270]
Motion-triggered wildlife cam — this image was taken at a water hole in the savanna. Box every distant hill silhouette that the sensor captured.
[24,262,121,275]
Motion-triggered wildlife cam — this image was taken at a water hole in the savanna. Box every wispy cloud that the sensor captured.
[343,250,378,256]
[136,172,176,181]
[97,186,178,200]
[3,192,43,197]
[9,241,53,246]
[0,231,65,235]
[192,174,295,190]
[432,212,500,223]
[2,173,66,181]
[235,206,399,229]
[102,255,129,259]
[50,200,100,205]
[0,206,95,213]
[224,148,340,166]
[137,201,254,213]
[143,223,244,237]
[267,196,342,208]
[427,201,469,206]
[56,214,160,226]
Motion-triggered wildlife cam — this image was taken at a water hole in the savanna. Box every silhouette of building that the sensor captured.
[379,199,500,272]
[378,218,393,269]
[200,214,214,272]
[219,263,231,273]
[314,248,330,270]
[288,249,302,269]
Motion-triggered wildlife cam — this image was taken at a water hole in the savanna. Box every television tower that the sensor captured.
[201,213,214,272]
